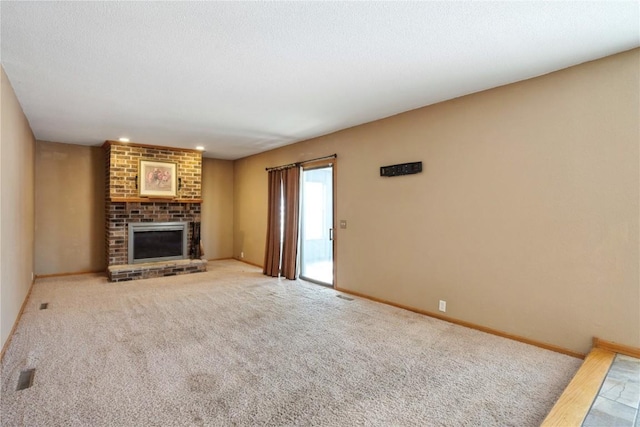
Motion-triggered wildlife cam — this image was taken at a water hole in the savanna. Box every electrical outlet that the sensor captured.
[439,300,446,312]
[240,251,244,259]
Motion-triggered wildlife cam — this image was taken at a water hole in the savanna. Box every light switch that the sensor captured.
[340,220,347,229]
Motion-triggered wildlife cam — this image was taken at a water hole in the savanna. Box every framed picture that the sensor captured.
[139,160,177,197]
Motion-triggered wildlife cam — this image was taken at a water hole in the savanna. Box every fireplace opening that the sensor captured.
[128,222,188,264]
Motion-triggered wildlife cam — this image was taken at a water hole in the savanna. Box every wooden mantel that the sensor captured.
[109,197,203,204]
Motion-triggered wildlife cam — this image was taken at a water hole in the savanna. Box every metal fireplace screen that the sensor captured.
[128,222,188,264]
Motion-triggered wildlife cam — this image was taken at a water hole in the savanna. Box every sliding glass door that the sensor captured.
[300,165,333,286]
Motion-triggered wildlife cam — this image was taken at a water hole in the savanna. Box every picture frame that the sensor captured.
[139,160,178,197]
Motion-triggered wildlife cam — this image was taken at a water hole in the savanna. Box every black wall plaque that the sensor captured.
[380,161,422,177]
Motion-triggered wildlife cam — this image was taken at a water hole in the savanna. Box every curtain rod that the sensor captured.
[265,153,337,172]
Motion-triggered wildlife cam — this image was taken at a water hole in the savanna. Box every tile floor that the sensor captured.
[582,354,640,427]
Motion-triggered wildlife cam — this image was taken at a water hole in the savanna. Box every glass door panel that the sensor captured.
[300,166,333,285]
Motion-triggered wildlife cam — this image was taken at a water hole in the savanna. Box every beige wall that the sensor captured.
[233,49,640,354]
[201,158,234,259]
[1,67,36,350]
[35,141,105,275]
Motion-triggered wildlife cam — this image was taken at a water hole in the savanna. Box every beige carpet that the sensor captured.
[1,260,580,426]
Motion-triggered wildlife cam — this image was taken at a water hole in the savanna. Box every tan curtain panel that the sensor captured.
[263,169,283,277]
[281,167,300,280]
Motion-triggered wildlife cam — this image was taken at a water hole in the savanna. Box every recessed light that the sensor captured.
[195,146,205,151]
[118,137,130,143]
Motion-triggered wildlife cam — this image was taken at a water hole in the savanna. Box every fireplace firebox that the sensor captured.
[128,222,188,264]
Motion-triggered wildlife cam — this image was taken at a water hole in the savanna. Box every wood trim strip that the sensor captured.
[206,257,233,262]
[233,257,263,269]
[334,287,585,359]
[593,337,640,358]
[109,197,203,203]
[103,140,203,154]
[0,277,36,362]
[541,347,615,426]
[35,270,104,279]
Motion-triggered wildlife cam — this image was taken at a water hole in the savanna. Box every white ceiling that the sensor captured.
[1,2,638,160]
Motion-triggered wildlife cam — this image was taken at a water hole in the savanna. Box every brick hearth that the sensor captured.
[107,259,207,282]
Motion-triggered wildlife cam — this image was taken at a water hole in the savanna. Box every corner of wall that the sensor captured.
[1,66,36,351]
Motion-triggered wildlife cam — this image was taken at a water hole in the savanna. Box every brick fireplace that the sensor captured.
[104,141,207,282]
